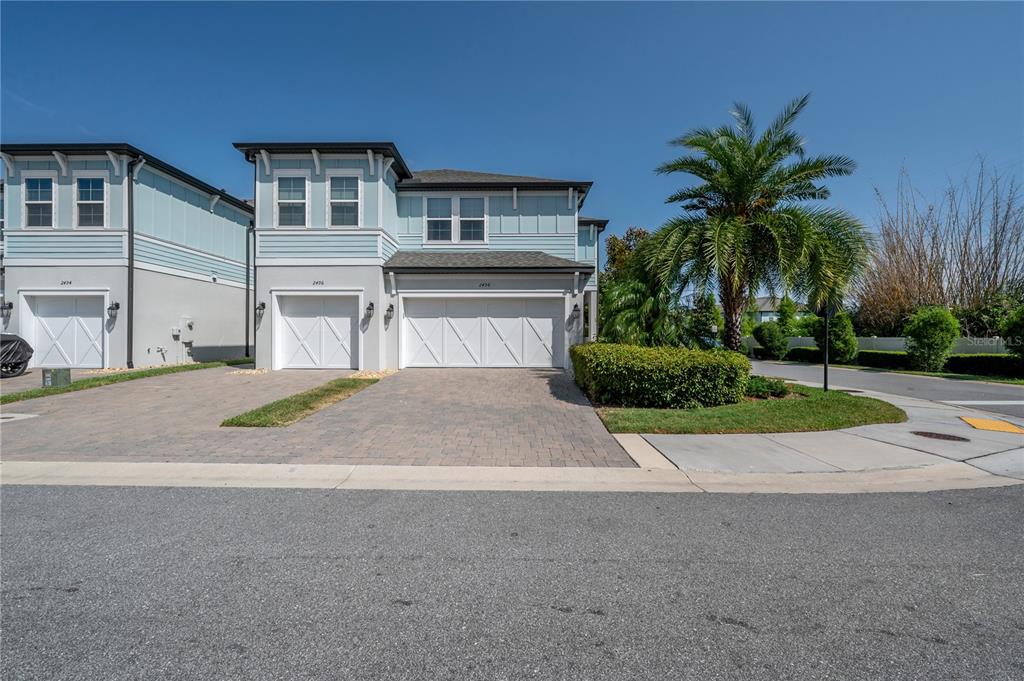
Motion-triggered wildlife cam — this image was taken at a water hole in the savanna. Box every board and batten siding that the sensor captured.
[133,167,250,264]
[255,157,380,230]
[257,231,381,258]
[5,158,126,230]
[3,232,126,259]
[135,235,248,284]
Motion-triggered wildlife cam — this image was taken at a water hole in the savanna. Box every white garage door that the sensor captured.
[29,295,105,368]
[403,298,563,368]
[277,295,359,369]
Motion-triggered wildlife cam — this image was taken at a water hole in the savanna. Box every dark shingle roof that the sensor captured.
[384,250,594,273]
[398,169,592,192]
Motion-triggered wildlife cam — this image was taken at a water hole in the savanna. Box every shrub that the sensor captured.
[752,321,789,360]
[810,312,858,363]
[943,353,1024,378]
[1003,307,1024,359]
[784,346,823,363]
[777,296,799,335]
[745,375,789,399]
[791,315,818,337]
[570,343,750,408]
[856,350,912,370]
[904,306,960,372]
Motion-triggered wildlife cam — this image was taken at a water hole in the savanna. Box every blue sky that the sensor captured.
[3,1,1022,255]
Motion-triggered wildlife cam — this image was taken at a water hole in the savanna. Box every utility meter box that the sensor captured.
[179,317,194,343]
[42,368,72,387]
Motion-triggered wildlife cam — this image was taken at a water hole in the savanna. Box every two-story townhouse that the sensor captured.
[234,142,605,371]
[0,144,253,369]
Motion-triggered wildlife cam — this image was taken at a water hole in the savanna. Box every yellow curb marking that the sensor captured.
[959,416,1024,434]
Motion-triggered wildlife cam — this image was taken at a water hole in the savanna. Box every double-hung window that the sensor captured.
[277,176,306,227]
[76,177,105,227]
[426,198,452,242]
[25,178,54,227]
[329,175,359,227]
[459,198,485,242]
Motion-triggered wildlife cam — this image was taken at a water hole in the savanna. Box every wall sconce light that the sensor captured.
[365,302,375,319]
[107,301,120,318]
[384,303,395,323]
[570,303,581,321]
[0,301,13,314]
[256,301,266,314]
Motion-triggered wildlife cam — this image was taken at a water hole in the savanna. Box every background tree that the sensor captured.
[646,95,872,351]
[853,163,1024,336]
[776,295,798,336]
[603,227,651,280]
[684,290,723,349]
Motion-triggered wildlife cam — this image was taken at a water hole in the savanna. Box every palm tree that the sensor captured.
[599,257,685,346]
[646,95,872,351]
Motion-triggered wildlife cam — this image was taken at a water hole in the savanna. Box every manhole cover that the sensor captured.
[912,431,970,442]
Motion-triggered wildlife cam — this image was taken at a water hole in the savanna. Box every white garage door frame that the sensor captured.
[17,287,111,369]
[398,291,571,369]
[270,287,364,370]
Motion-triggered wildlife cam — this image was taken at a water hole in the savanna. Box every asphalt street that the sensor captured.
[752,360,1024,419]
[3,485,1023,680]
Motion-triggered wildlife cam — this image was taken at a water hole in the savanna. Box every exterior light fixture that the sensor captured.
[256,301,266,313]
[571,303,581,320]
[365,302,375,318]
[384,303,395,323]
[0,301,13,313]
[107,301,120,318]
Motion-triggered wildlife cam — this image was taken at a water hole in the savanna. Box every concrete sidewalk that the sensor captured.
[643,385,1023,481]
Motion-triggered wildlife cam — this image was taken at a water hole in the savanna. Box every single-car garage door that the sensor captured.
[403,298,563,368]
[28,295,105,368]
[277,295,359,369]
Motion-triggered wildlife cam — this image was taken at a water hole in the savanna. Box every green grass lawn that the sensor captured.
[0,361,232,405]
[598,384,907,434]
[221,377,379,427]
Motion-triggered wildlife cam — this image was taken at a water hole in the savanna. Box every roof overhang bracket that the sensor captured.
[311,149,321,175]
[0,153,14,180]
[366,150,375,176]
[259,149,272,176]
[512,187,517,210]
[132,156,146,178]
[382,157,395,178]
[389,271,397,298]
[52,151,69,176]
[567,188,574,210]
[106,151,122,177]
[210,195,220,213]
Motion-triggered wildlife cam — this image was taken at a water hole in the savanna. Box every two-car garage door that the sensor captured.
[403,298,563,368]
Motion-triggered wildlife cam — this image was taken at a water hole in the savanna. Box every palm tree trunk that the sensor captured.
[719,276,746,352]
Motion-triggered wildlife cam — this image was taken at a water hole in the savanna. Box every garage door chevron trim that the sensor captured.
[273,291,362,370]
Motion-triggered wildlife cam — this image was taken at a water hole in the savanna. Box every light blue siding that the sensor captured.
[381,171,398,238]
[136,236,247,284]
[490,234,576,260]
[381,235,399,260]
[577,226,597,263]
[4,232,125,259]
[258,231,380,258]
[256,157,378,229]
[396,195,423,235]
[6,158,126,230]
[133,168,249,263]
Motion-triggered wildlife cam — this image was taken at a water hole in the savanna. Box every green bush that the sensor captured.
[791,315,818,337]
[784,346,823,363]
[1003,307,1024,359]
[570,343,750,408]
[777,296,799,336]
[943,354,1024,378]
[752,321,789,360]
[856,350,912,370]
[904,306,960,372]
[810,312,858,363]
[745,375,789,399]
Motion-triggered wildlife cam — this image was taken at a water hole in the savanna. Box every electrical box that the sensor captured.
[179,317,194,343]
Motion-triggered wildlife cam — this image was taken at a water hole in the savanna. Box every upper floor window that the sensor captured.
[25,178,54,227]
[426,198,452,241]
[76,177,105,227]
[329,176,359,227]
[277,176,306,227]
[459,198,485,242]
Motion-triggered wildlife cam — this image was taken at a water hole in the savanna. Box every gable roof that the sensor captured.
[398,169,592,193]
[0,143,253,214]
[383,250,594,273]
[232,141,413,179]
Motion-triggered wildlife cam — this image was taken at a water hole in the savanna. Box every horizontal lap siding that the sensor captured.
[257,232,380,258]
[4,233,125,258]
[489,234,576,260]
[135,236,247,284]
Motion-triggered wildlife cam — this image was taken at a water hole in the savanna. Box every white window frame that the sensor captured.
[422,194,489,247]
[72,170,109,229]
[324,168,363,229]
[273,170,311,229]
[22,170,58,229]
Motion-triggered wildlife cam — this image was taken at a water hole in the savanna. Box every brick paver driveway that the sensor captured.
[2,367,632,467]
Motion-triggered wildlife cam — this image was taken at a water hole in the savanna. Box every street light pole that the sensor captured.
[823,304,831,392]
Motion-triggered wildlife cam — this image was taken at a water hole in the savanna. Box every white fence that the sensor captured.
[751,336,1008,355]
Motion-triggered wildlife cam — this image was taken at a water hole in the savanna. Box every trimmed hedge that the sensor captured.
[752,321,788,360]
[855,350,912,370]
[784,347,823,363]
[746,375,788,399]
[944,353,1024,378]
[571,343,750,408]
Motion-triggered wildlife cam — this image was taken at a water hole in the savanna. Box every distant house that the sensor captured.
[752,296,810,323]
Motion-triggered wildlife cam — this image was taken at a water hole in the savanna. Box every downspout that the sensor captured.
[126,156,144,368]
[251,155,258,367]
[245,219,252,358]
